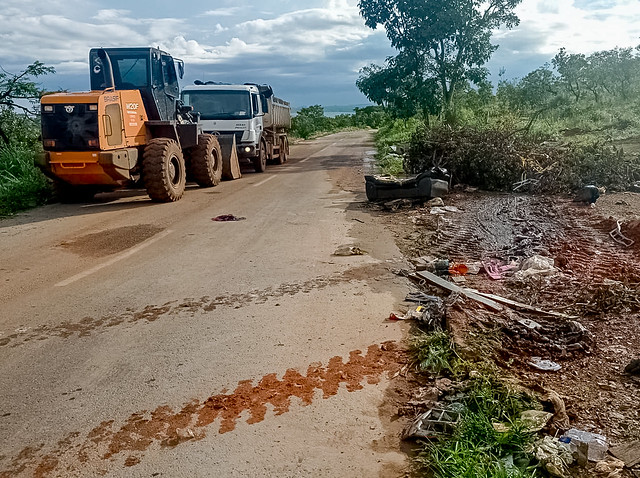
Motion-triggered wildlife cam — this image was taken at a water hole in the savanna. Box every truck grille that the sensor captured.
[41,104,99,151]
[211,131,244,143]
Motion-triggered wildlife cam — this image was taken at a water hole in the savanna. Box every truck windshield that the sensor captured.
[182,90,252,120]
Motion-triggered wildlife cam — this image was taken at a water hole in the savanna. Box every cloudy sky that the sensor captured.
[1,0,640,108]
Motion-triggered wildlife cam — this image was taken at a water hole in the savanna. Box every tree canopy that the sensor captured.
[357,0,522,119]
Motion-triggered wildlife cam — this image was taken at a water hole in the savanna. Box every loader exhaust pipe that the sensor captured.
[97,49,115,90]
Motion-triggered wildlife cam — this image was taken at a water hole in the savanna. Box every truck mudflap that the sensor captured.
[40,149,139,186]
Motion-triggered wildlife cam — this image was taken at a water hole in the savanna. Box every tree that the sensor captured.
[291,105,329,139]
[552,48,587,103]
[0,61,55,144]
[358,0,521,119]
[356,53,440,120]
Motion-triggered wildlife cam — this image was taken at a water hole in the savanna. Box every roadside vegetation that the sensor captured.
[289,104,388,139]
[408,327,544,478]
[0,62,54,216]
[357,1,640,193]
[354,0,640,476]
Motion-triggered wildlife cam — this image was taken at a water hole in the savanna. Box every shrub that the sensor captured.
[0,144,50,216]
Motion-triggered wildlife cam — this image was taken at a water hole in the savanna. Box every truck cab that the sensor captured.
[181,84,264,158]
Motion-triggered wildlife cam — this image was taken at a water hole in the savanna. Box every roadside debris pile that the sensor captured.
[365,166,450,202]
[381,190,640,477]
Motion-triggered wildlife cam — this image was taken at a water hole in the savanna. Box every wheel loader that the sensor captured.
[37,47,229,202]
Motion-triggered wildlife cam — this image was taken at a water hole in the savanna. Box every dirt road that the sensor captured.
[0,131,410,477]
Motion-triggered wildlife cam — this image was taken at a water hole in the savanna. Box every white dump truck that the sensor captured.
[181,82,291,173]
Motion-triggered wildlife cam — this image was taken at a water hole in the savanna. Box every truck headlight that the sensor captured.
[244,147,251,153]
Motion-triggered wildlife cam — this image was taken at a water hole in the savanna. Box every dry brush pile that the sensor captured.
[405,124,640,193]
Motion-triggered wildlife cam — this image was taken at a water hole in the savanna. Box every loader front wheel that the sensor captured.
[190,134,223,187]
[143,138,186,202]
[252,140,267,173]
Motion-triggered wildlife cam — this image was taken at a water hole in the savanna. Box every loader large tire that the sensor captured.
[252,140,267,173]
[190,134,223,187]
[142,138,186,202]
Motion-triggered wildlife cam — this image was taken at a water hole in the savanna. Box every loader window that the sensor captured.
[161,55,179,97]
[113,58,149,89]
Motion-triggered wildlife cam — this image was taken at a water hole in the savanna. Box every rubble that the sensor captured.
[401,407,461,441]
[561,428,609,463]
[384,190,640,476]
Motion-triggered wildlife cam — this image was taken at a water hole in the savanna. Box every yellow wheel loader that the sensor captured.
[37,47,227,202]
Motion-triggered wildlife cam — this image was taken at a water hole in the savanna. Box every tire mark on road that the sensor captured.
[1,264,388,348]
[0,342,405,477]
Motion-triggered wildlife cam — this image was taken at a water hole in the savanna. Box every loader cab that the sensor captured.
[89,47,184,122]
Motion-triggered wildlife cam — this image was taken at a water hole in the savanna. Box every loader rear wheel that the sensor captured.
[252,140,267,173]
[190,134,223,187]
[143,138,186,202]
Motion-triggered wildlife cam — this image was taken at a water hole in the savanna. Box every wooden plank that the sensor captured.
[414,271,503,312]
[470,290,578,320]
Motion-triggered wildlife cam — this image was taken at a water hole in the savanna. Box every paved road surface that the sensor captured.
[0,130,409,477]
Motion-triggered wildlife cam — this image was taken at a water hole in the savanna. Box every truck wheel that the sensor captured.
[190,134,223,187]
[279,137,288,164]
[53,181,98,203]
[252,140,267,173]
[142,138,186,202]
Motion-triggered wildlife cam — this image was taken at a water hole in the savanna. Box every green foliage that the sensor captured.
[0,144,50,216]
[0,61,55,215]
[414,375,541,478]
[357,53,441,119]
[290,105,392,139]
[409,330,457,374]
[0,61,55,145]
[358,0,522,117]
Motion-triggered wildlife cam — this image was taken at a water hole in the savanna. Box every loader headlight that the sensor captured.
[43,105,53,113]
[88,104,98,111]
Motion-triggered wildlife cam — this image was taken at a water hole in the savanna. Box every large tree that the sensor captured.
[358,0,521,118]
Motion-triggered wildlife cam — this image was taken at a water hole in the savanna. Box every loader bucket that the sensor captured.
[218,134,241,180]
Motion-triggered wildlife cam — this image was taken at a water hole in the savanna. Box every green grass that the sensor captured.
[408,330,542,478]
[409,330,458,375]
[0,144,51,216]
[414,377,541,478]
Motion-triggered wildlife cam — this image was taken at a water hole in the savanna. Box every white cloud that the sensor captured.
[501,0,640,57]
[235,0,372,59]
[203,8,242,17]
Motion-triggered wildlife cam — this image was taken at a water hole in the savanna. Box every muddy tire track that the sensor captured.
[0,343,404,477]
[0,265,387,349]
